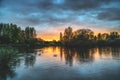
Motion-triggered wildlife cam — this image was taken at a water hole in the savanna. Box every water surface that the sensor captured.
[0,47,120,80]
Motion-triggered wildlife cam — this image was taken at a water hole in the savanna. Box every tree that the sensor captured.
[63,27,73,44]
[60,32,63,42]
[102,33,109,40]
[73,29,94,40]
[109,32,119,40]
[97,33,102,40]
[62,28,95,46]
[0,23,37,44]
[25,27,36,39]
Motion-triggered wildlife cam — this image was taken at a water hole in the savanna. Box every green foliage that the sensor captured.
[0,23,36,44]
[61,27,120,46]
[0,47,19,66]
[0,47,19,80]
[62,27,73,45]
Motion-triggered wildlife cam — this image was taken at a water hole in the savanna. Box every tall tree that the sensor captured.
[63,27,73,44]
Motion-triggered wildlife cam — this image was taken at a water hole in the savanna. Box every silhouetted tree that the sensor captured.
[60,27,120,46]
[0,23,37,44]
[62,27,73,45]
[109,32,119,40]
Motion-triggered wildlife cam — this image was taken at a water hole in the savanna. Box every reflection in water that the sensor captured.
[111,47,120,59]
[98,47,120,60]
[0,47,38,80]
[0,46,120,80]
[18,47,37,68]
[0,47,20,80]
[60,47,97,66]
[24,53,36,67]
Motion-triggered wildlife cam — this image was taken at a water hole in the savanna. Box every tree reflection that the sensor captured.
[60,47,120,66]
[74,48,96,64]
[16,47,36,67]
[98,47,111,57]
[0,47,20,80]
[63,48,75,66]
[18,47,35,53]
[60,47,96,66]
[111,47,120,59]
[24,53,36,67]
[98,47,120,59]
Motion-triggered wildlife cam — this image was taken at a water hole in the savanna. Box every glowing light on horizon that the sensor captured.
[36,26,113,41]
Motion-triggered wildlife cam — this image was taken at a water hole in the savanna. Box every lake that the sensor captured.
[0,46,120,80]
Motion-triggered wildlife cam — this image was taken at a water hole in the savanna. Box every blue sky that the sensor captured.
[0,0,120,40]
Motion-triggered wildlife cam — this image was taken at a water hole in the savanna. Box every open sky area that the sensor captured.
[0,0,120,41]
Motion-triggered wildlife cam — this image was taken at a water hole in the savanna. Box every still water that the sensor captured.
[0,47,120,80]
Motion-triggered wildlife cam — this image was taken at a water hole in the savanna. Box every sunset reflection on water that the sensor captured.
[0,47,120,80]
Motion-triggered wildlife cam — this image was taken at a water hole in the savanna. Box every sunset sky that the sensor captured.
[0,0,120,41]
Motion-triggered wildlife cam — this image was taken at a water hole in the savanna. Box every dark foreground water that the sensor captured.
[0,47,120,80]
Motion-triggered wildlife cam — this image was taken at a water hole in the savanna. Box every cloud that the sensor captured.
[0,0,120,40]
[97,8,120,21]
[0,0,3,6]
[62,0,112,10]
[109,26,120,32]
[1,0,116,12]
[0,0,3,3]
[30,0,117,11]
[0,0,120,29]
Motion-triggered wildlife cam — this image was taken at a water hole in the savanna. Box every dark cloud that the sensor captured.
[0,0,2,3]
[1,0,117,12]
[24,18,41,25]
[109,26,120,32]
[97,8,120,21]
[62,0,111,10]
[0,0,3,6]
[0,0,120,29]
[30,0,119,11]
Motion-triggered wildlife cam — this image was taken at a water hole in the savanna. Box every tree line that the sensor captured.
[0,23,120,46]
[0,23,40,45]
[60,27,120,46]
